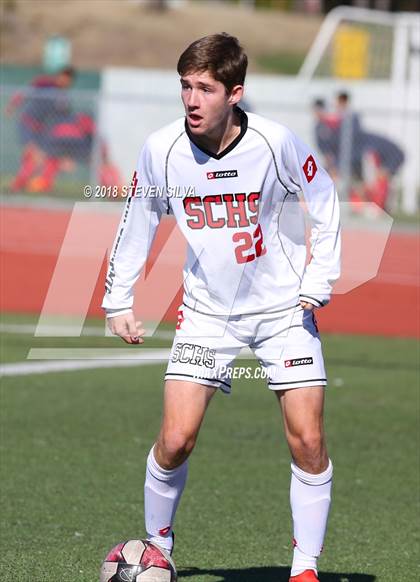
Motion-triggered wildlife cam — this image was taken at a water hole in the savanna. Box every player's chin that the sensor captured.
[186,120,206,134]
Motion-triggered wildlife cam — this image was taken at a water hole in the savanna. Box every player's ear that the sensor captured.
[228,85,244,106]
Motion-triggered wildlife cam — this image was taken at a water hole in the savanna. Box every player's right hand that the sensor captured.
[107,312,145,345]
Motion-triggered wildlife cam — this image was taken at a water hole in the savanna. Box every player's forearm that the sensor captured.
[102,288,135,312]
[300,183,341,306]
[102,193,162,313]
[102,240,149,311]
[102,256,148,312]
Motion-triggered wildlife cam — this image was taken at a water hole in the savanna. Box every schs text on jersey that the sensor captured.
[183,192,261,230]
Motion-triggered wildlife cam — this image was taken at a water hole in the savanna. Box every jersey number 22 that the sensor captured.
[233,224,267,264]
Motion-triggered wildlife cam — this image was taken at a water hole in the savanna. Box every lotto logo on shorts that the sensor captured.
[302,155,317,183]
[207,170,238,180]
[285,357,313,368]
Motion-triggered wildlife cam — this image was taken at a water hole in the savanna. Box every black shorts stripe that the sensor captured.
[165,372,231,389]
[268,378,327,386]
[299,295,324,307]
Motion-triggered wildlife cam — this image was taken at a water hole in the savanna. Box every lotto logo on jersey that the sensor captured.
[284,357,313,368]
[207,170,238,180]
[302,155,317,183]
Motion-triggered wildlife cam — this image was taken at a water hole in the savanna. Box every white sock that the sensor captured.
[290,459,333,576]
[144,446,188,553]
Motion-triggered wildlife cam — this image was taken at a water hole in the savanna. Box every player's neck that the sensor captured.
[195,108,241,155]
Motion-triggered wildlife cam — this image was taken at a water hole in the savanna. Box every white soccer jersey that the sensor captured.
[102,109,341,317]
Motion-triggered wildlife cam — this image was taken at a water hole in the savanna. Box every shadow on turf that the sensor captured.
[178,566,376,581]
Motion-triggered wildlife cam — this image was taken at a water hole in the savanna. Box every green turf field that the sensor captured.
[0,316,419,581]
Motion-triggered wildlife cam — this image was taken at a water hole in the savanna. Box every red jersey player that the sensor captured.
[7,67,75,192]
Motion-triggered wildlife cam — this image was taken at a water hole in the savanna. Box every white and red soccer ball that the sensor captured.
[100,539,177,582]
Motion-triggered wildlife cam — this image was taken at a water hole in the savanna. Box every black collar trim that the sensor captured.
[185,106,248,160]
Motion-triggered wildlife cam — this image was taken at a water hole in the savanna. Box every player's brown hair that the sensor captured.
[177,33,248,93]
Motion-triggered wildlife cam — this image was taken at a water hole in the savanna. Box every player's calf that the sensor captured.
[289,459,333,578]
[144,446,187,555]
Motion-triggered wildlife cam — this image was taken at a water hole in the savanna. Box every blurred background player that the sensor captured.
[313,91,405,213]
[6,66,76,192]
[28,112,122,193]
[334,91,405,212]
[27,111,94,193]
[7,68,121,194]
[357,129,405,211]
[311,98,340,179]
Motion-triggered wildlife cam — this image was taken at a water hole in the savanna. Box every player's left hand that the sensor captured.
[107,312,145,344]
[300,301,315,310]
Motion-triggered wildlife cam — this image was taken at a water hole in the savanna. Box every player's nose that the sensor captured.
[187,88,200,109]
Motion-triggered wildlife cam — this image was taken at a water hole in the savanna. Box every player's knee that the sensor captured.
[289,429,325,463]
[157,430,196,468]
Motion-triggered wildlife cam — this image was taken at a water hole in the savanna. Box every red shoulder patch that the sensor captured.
[302,155,317,183]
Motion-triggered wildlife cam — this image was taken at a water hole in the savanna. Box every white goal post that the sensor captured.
[298,6,420,214]
[299,6,419,84]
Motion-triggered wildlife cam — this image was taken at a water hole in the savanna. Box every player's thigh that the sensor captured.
[166,305,244,394]
[274,385,326,442]
[253,308,327,392]
[158,379,217,445]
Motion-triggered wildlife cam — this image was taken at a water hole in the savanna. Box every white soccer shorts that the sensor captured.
[165,304,327,393]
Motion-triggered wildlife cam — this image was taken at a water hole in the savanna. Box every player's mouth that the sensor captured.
[188,113,203,127]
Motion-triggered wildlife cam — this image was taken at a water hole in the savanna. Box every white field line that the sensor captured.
[26,348,173,359]
[1,344,254,377]
[0,349,171,377]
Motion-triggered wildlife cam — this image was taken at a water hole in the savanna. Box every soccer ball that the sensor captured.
[100,539,177,582]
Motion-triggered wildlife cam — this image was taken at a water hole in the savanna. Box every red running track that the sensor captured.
[1,206,418,337]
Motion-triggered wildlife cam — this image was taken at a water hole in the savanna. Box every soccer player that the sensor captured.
[102,33,341,582]
[7,67,75,192]
[311,98,340,179]
[335,91,405,211]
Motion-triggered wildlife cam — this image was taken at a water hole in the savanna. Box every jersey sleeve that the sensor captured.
[101,140,166,313]
[279,128,341,307]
